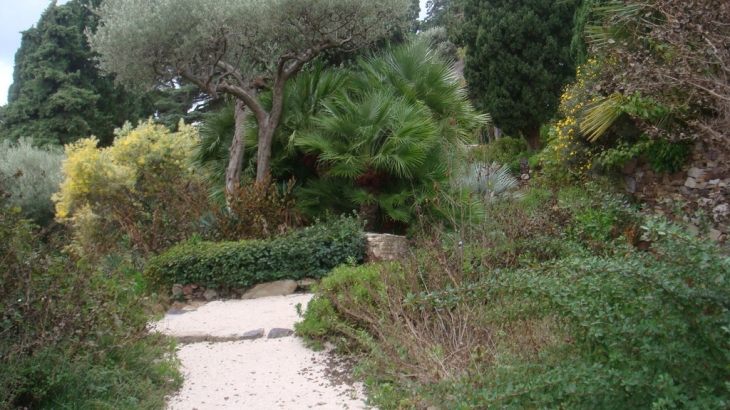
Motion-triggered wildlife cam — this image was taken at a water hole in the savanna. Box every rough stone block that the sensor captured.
[710,229,723,242]
[297,278,317,288]
[241,280,298,300]
[688,167,705,179]
[173,331,209,344]
[209,330,245,342]
[242,328,265,340]
[366,233,408,262]
[203,289,218,301]
[267,328,294,339]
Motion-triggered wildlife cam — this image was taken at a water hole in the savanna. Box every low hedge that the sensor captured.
[144,214,366,289]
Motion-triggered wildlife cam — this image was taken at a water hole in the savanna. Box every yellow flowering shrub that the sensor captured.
[539,59,603,181]
[53,120,208,257]
[540,58,688,182]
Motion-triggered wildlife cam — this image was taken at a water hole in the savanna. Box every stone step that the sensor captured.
[169,327,294,344]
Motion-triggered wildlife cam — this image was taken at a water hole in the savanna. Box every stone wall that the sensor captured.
[623,141,729,242]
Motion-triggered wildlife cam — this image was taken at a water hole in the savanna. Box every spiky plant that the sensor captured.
[461,161,523,203]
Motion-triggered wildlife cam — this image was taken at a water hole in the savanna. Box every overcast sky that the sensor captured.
[0,0,427,106]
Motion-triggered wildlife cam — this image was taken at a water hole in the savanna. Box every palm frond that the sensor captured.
[581,93,626,142]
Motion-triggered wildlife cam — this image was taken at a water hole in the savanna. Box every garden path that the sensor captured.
[153,293,370,410]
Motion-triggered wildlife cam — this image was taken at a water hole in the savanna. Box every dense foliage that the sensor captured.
[53,120,208,257]
[587,0,730,145]
[0,191,180,409]
[145,215,366,290]
[294,184,730,409]
[194,42,487,232]
[0,0,152,146]
[2,1,726,408]
[206,174,296,241]
[459,0,577,150]
[541,57,693,182]
[89,0,412,184]
[0,138,65,226]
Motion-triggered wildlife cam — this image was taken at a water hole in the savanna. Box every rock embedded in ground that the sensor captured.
[208,329,249,342]
[243,328,265,340]
[241,280,298,299]
[267,328,294,339]
[166,308,188,316]
[173,331,209,344]
[297,278,317,288]
[172,283,183,297]
[203,289,218,301]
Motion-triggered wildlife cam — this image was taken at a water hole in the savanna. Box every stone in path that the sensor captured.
[240,280,298,299]
[267,328,294,339]
[242,328,265,340]
[173,331,208,344]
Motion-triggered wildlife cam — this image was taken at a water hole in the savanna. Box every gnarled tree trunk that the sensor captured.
[225,99,252,200]
[255,117,276,183]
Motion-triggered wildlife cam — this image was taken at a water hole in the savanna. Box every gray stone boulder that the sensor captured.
[267,328,294,339]
[241,280,298,300]
[173,331,209,344]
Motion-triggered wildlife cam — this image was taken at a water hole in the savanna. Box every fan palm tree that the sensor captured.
[357,40,489,146]
[295,88,442,230]
[192,41,488,231]
[191,64,349,200]
[295,41,488,231]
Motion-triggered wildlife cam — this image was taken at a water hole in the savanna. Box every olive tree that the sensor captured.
[89,0,410,194]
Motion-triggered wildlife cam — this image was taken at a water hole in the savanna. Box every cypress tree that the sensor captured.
[0,0,151,146]
[460,0,577,150]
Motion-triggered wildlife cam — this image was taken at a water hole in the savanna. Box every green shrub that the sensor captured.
[644,139,691,174]
[0,192,181,408]
[433,219,730,409]
[0,137,65,226]
[206,174,296,241]
[470,136,529,173]
[297,179,730,409]
[54,120,208,258]
[295,262,390,351]
[558,182,640,253]
[145,214,366,289]
[329,216,730,409]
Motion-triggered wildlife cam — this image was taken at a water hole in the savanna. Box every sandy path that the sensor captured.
[153,294,370,410]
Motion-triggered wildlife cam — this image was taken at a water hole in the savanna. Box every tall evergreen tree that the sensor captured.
[571,0,605,65]
[459,0,577,150]
[0,0,151,146]
[422,0,457,31]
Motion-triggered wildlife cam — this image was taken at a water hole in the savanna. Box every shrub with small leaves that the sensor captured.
[0,137,65,226]
[470,137,529,174]
[207,174,296,241]
[145,214,366,289]
[0,188,181,408]
[53,120,208,257]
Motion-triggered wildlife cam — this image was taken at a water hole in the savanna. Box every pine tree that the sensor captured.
[0,0,151,146]
[460,0,577,150]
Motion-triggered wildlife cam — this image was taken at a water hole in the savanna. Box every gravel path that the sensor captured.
[153,294,370,410]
